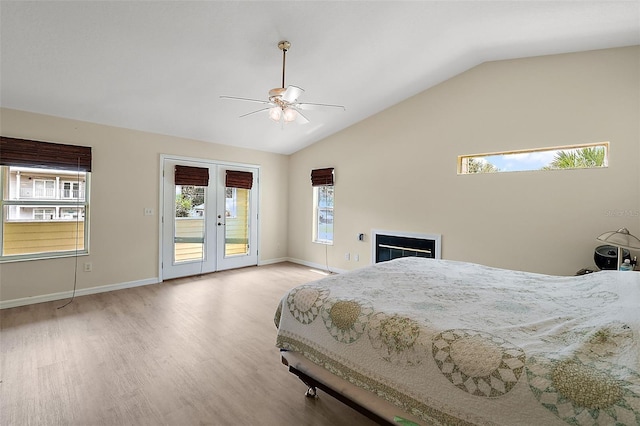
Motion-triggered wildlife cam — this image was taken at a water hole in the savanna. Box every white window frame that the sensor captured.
[312,185,334,245]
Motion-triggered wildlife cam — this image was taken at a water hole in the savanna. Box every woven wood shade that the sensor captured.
[0,136,92,172]
[311,167,334,186]
[225,170,253,189]
[175,165,209,186]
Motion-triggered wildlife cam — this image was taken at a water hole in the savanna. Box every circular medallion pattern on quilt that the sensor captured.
[368,313,427,366]
[321,298,373,344]
[286,286,330,324]
[526,355,640,425]
[432,329,526,397]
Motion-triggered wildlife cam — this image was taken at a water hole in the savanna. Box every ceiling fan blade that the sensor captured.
[281,85,304,103]
[296,102,345,111]
[220,95,271,105]
[239,107,271,118]
[292,108,310,124]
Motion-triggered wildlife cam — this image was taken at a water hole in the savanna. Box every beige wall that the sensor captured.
[0,109,289,302]
[288,46,640,275]
[1,46,638,305]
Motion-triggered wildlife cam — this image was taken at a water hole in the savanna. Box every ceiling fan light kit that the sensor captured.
[269,107,282,121]
[221,40,345,125]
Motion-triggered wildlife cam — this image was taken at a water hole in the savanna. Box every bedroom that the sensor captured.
[2,44,639,299]
[1,1,639,425]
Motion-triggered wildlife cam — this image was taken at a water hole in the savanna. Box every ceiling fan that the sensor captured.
[221,41,345,124]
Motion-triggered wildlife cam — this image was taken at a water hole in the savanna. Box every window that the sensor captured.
[311,167,335,244]
[0,137,91,262]
[313,186,334,244]
[33,207,56,221]
[458,142,609,174]
[34,179,55,198]
[2,166,89,259]
[62,181,81,199]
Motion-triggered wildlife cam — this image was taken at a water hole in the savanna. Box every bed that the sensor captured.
[274,257,640,425]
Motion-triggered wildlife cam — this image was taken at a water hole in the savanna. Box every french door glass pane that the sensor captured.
[174,185,205,263]
[225,187,249,256]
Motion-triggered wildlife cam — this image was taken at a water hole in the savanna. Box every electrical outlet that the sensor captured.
[144,208,154,216]
[84,262,92,272]
[355,254,359,262]
[345,253,350,261]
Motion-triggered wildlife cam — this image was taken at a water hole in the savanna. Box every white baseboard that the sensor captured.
[258,257,288,266]
[2,259,347,309]
[0,277,159,310]
[285,257,347,274]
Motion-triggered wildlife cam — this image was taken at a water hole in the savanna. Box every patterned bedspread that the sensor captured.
[274,258,640,425]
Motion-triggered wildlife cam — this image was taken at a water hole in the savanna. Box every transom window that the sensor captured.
[458,142,609,174]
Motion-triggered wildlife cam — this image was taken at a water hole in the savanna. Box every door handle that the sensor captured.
[218,222,225,226]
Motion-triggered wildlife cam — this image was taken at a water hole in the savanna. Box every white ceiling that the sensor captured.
[1,1,639,155]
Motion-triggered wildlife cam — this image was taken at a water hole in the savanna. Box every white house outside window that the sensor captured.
[62,181,81,199]
[34,179,55,198]
[34,208,56,220]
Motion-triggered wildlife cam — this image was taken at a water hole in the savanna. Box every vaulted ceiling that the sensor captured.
[1,1,639,154]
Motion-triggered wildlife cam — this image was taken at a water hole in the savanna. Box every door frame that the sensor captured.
[158,154,260,282]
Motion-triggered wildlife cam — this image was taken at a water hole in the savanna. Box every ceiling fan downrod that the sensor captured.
[278,40,290,89]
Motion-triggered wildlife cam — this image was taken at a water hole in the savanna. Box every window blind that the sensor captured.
[0,136,92,172]
[311,167,334,186]
[175,165,209,186]
[225,170,253,189]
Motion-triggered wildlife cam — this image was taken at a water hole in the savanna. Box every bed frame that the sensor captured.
[281,351,422,426]
[282,356,393,425]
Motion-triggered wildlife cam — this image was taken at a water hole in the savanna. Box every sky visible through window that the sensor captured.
[483,151,557,172]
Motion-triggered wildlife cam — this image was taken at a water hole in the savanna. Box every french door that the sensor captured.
[161,156,259,280]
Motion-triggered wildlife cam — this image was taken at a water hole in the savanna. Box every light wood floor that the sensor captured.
[0,262,377,426]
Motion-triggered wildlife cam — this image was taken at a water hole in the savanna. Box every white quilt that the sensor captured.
[275,258,640,425]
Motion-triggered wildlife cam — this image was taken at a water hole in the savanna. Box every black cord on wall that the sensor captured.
[58,159,82,309]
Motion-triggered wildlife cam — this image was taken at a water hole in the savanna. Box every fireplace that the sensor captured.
[372,230,441,263]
